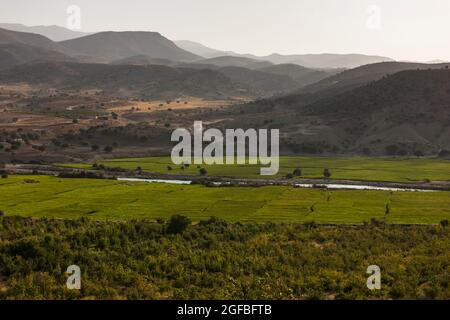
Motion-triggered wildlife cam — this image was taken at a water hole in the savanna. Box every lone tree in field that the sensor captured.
[323,168,332,178]
[293,168,302,177]
[166,214,191,234]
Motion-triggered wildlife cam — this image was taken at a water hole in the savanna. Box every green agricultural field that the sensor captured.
[64,156,450,182]
[1,176,449,224]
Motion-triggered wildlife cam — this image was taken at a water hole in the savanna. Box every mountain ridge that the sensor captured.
[60,31,202,63]
[0,23,89,41]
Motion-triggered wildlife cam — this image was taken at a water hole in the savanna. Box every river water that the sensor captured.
[117,178,440,192]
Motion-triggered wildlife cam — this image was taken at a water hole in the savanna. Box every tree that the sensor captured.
[323,168,331,178]
[104,145,113,153]
[385,145,399,156]
[293,168,302,176]
[166,215,191,234]
[91,145,99,151]
[199,168,207,176]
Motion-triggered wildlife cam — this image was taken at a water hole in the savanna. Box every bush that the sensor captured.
[0,217,448,299]
[293,168,302,176]
[1,174,7,179]
[199,168,207,176]
[440,219,449,227]
[166,215,191,234]
[323,168,331,178]
[104,145,113,153]
[0,210,4,216]
[385,145,399,156]
[438,150,450,158]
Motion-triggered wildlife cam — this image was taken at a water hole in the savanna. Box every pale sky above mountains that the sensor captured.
[1,0,449,62]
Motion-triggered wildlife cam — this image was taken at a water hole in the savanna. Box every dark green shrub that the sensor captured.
[166,215,191,234]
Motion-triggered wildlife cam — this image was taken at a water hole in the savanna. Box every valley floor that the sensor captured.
[1,175,449,224]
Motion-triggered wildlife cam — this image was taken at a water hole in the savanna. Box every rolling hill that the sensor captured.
[0,61,303,98]
[217,66,300,95]
[223,68,450,156]
[258,64,337,87]
[298,69,450,154]
[191,56,273,69]
[0,61,238,99]
[59,31,202,63]
[0,43,73,70]
[298,61,450,96]
[110,55,176,66]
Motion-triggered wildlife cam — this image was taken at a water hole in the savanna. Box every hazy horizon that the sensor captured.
[1,0,449,62]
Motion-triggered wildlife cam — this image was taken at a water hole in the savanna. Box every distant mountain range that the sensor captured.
[175,40,393,69]
[0,24,394,71]
[0,27,338,96]
[0,23,89,41]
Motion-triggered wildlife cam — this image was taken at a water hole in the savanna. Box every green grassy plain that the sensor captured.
[65,156,450,182]
[1,176,449,224]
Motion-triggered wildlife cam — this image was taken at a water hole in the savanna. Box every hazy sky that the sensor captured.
[1,0,449,62]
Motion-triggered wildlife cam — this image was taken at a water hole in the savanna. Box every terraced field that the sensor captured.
[65,156,450,182]
[1,175,449,224]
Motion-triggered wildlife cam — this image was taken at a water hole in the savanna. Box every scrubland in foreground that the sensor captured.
[0,216,448,300]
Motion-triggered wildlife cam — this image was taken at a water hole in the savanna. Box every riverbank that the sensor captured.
[4,163,450,191]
